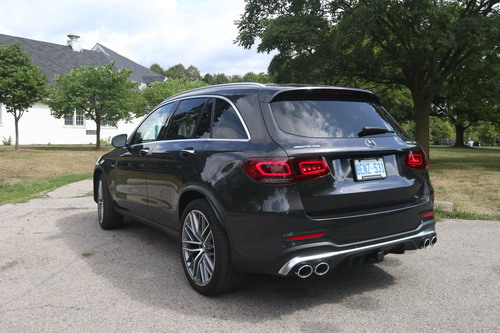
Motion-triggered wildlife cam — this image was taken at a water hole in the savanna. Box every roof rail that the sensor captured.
[205,82,267,88]
[165,82,267,101]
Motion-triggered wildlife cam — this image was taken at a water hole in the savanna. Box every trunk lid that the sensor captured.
[259,88,430,243]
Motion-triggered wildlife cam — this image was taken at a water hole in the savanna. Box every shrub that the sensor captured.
[2,136,13,145]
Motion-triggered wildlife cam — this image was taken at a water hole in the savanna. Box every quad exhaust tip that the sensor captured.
[420,236,437,249]
[314,262,330,276]
[421,238,431,249]
[295,265,313,278]
[295,262,330,278]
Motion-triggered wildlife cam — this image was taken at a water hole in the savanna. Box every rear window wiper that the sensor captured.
[358,127,394,137]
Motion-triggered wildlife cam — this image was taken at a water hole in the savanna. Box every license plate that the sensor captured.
[353,158,387,181]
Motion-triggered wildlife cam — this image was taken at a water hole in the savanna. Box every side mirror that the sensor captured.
[111,134,128,148]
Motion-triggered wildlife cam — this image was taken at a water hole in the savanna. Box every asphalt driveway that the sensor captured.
[0,180,499,332]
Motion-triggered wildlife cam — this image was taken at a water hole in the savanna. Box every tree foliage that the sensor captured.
[433,51,500,146]
[140,79,207,113]
[0,43,47,149]
[202,71,271,84]
[48,62,139,149]
[202,72,231,85]
[151,62,272,85]
[236,0,499,155]
[150,63,203,81]
[465,121,500,146]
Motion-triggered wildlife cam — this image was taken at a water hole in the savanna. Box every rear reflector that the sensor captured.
[406,150,428,169]
[286,232,326,241]
[421,212,435,218]
[241,157,330,184]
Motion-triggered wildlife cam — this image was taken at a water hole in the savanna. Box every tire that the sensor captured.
[180,199,246,295]
[97,175,124,230]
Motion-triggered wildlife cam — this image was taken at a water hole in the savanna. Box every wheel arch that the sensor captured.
[93,167,105,203]
[178,186,227,229]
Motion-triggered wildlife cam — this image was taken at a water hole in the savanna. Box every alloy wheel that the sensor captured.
[97,180,104,224]
[181,210,215,286]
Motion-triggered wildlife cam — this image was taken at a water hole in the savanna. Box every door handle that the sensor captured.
[139,148,150,156]
[180,148,195,157]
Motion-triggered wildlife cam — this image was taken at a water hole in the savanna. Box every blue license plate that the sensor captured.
[353,158,387,181]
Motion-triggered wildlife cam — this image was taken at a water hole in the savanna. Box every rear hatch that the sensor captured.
[259,88,431,243]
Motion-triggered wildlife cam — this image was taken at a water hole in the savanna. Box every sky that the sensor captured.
[0,0,275,76]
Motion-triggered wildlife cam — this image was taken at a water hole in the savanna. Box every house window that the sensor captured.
[64,110,85,126]
[75,111,85,126]
[102,120,117,127]
[64,114,74,125]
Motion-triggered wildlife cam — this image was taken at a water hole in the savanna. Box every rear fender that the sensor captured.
[178,185,227,229]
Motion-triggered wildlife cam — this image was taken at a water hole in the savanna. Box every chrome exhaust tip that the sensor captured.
[424,238,431,248]
[420,238,431,249]
[314,262,330,276]
[430,236,437,246]
[295,265,313,278]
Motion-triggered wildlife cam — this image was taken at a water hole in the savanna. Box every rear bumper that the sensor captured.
[218,172,435,276]
[229,216,436,276]
[278,227,435,275]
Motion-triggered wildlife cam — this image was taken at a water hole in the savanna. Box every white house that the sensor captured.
[0,33,165,145]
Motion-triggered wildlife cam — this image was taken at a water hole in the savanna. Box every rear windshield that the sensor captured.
[271,100,404,138]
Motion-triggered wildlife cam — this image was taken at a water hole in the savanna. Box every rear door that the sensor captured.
[147,97,211,229]
[260,89,430,243]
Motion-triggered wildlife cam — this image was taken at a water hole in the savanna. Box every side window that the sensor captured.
[192,99,213,139]
[132,103,175,144]
[212,99,248,139]
[165,98,207,140]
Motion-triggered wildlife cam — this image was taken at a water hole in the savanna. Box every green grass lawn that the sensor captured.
[0,145,111,204]
[0,144,499,220]
[429,146,500,220]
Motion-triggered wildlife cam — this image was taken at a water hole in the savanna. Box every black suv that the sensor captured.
[94,83,436,295]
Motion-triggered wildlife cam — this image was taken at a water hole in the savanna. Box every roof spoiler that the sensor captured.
[264,87,380,104]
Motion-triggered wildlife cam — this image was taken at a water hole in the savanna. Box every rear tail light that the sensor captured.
[406,150,428,169]
[241,157,330,184]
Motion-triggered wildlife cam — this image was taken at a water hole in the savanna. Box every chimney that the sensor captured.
[67,33,82,52]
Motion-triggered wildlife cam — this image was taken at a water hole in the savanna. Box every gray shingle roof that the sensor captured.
[92,43,165,85]
[0,33,165,85]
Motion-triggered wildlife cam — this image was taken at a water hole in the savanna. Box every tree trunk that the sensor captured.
[413,96,432,158]
[14,116,20,151]
[95,118,101,150]
[453,123,466,147]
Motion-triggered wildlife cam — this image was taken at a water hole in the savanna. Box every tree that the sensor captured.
[164,63,202,81]
[48,62,139,149]
[203,73,236,85]
[241,72,271,83]
[150,63,202,81]
[399,116,455,145]
[433,51,500,147]
[466,121,500,146]
[141,78,207,113]
[236,0,499,155]
[0,43,47,150]
[150,63,167,76]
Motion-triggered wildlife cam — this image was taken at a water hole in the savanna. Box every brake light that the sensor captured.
[255,161,291,177]
[406,150,428,169]
[241,157,330,184]
[421,212,435,218]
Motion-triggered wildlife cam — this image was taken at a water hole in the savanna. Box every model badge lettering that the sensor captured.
[293,145,321,149]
